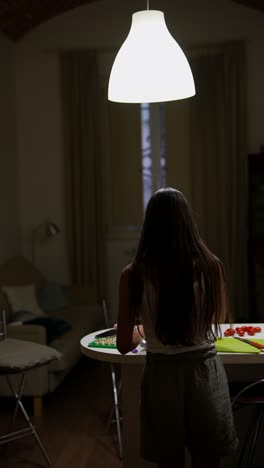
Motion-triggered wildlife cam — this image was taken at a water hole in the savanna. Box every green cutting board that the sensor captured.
[215,337,261,354]
[88,338,117,349]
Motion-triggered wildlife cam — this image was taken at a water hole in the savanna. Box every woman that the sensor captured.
[117,188,238,468]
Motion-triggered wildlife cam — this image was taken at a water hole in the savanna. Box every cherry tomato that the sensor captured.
[229,329,235,336]
[224,329,231,336]
[254,326,262,333]
[238,331,245,336]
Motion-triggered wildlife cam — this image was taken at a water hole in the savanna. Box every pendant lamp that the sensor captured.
[108,9,195,103]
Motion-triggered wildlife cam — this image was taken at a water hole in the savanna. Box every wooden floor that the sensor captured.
[0,358,123,468]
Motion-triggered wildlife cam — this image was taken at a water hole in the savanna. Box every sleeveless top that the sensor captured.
[139,279,211,354]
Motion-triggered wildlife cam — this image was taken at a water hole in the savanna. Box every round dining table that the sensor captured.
[81,324,264,468]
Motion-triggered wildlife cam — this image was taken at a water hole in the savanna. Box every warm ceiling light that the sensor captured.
[108,9,195,104]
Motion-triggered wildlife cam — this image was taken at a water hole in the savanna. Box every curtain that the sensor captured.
[189,41,248,320]
[60,50,104,303]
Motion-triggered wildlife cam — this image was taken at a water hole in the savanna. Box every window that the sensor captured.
[140,103,166,211]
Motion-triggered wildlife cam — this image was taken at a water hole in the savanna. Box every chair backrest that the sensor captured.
[102,299,111,328]
[232,378,264,408]
[0,310,7,340]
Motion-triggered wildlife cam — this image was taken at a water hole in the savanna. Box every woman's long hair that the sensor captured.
[130,188,231,345]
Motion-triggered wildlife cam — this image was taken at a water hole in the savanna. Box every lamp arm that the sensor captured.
[31,220,60,264]
[31,222,45,264]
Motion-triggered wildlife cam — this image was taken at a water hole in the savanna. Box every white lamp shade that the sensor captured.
[108,10,195,103]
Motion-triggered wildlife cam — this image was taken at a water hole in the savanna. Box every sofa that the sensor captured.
[0,256,103,416]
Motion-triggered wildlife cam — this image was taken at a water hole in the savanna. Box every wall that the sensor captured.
[15,0,264,285]
[0,33,21,261]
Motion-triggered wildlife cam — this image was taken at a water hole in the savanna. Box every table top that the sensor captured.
[80,329,146,364]
[80,323,264,365]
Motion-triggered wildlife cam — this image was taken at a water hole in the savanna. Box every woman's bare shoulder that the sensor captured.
[120,264,133,284]
[121,263,133,275]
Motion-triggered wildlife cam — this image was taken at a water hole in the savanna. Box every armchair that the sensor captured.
[0,256,103,416]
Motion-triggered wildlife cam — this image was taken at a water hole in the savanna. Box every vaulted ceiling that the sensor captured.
[232,0,264,11]
[0,0,98,41]
[0,0,263,42]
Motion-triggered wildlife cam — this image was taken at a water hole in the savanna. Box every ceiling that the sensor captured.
[0,0,263,42]
[232,0,264,11]
[0,0,97,41]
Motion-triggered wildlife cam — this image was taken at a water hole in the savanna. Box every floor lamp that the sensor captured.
[31,220,60,265]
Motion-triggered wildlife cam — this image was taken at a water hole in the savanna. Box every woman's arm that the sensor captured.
[219,266,227,323]
[116,265,142,354]
[213,260,230,324]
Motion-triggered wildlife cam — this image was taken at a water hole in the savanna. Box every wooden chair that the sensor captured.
[232,378,264,468]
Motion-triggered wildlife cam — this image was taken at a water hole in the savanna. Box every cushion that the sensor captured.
[24,316,72,344]
[0,338,62,374]
[2,284,45,317]
[12,310,37,323]
[36,281,70,312]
